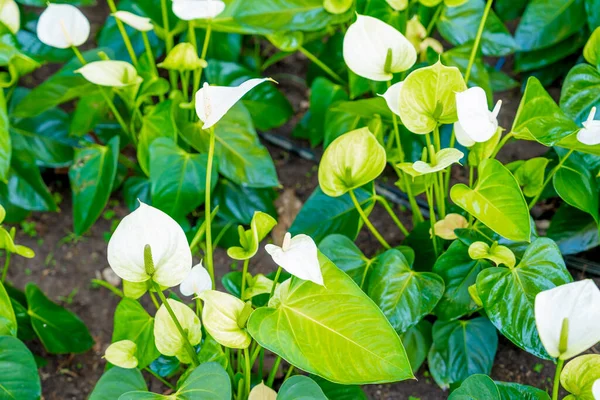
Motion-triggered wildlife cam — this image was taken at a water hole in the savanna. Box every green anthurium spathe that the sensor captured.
[154,299,202,364]
[318,127,386,197]
[76,61,143,88]
[583,26,600,67]
[198,290,252,349]
[104,340,138,369]
[157,43,208,72]
[560,354,600,400]
[431,213,468,240]
[412,148,464,175]
[227,211,277,260]
[323,0,353,14]
[398,61,467,134]
[468,241,516,268]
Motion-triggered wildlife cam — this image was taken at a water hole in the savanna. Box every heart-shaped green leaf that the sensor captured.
[449,374,500,400]
[278,375,328,399]
[319,234,370,285]
[89,367,147,400]
[0,335,41,400]
[560,354,600,400]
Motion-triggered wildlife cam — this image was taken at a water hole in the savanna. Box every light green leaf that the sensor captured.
[449,374,500,400]
[476,238,573,359]
[278,375,328,399]
[560,354,600,400]
[0,335,41,400]
[583,27,600,66]
[0,280,16,336]
[247,253,414,384]
[412,148,464,175]
[89,367,147,400]
[450,159,530,242]
[227,211,277,260]
[506,157,550,198]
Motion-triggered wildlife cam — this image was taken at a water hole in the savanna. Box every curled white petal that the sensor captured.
[593,379,600,400]
[37,4,90,49]
[195,78,273,129]
[76,60,141,87]
[577,107,600,145]
[0,0,20,34]
[455,87,500,144]
[180,262,212,297]
[112,11,153,32]
[454,121,476,147]
[265,233,324,286]
[534,279,600,360]
[343,14,416,81]
[107,202,192,287]
[379,81,403,117]
[172,0,226,20]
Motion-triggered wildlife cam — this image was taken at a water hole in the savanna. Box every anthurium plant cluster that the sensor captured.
[0,0,599,399]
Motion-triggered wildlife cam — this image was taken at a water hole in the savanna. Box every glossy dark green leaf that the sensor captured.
[399,319,432,374]
[367,249,444,333]
[149,138,216,220]
[123,177,152,211]
[586,0,600,29]
[449,374,500,400]
[112,298,160,370]
[10,298,35,341]
[560,63,600,126]
[495,381,551,400]
[213,179,277,225]
[427,317,498,389]
[25,283,94,354]
[138,100,178,176]
[476,238,572,359]
[149,355,179,378]
[89,367,147,400]
[515,0,587,51]
[69,137,120,236]
[205,61,292,130]
[278,375,328,399]
[433,240,491,321]
[553,150,599,224]
[0,90,10,183]
[547,204,599,255]
[450,159,530,242]
[494,0,530,21]
[514,29,587,73]
[437,0,517,57]
[318,234,369,285]
[486,65,520,92]
[0,335,41,400]
[361,0,407,31]
[403,221,437,272]
[290,186,374,244]
[248,253,414,384]
[69,92,108,137]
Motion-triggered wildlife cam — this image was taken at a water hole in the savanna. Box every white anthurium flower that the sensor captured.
[76,60,142,88]
[576,107,600,145]
[343,14,417,81]
[37,4,90,49]
[0,0,20,34]
[112,11,153,32]
[195,78,274,129]
[107,202,192,288]
[180,262,212,297]
[535,279,600,360]
[454,87,502,147]
[104,340,138,369]
[379,81,403,117]
[249,382,277,400]
[265,232,324,286]
[154,299,202,363]
[593,379,600,399]
[172,0,226,21]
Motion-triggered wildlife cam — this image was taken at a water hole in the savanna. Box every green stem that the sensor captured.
[71,46,86,65]
[528,149,575,209]
[99,88,134,145]
[152,281,200,367]
[298,46,345,84]
[426,186,439,257]
[387,81,405,162]
[141,31,159,77]
[194,24,212,98]
[205,127,216,288]
[189,206,219,252]
[160,0,176,88]
[266,356,281,387]
[465,0,494,83]
[149,290,160,310]
[91,279,123,297]
[240,258,250,301]
[269,267,282,299]
[490,131,515,159]
[283,364,295,380]
[552,359,565,400]
[243,347,251,397]
[426,4,443,36]
[250,342,262,366]
[375,195,409,236]
[349,190,391,249]
[107,0,138,67]
[1,251,11,283]
[144,367,175,389]
[195,297,203,317]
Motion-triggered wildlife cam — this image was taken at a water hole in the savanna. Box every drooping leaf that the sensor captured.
[476,238,572,359]
[0,335,41,400]
[248,253,414,384]
[89,367,147,400]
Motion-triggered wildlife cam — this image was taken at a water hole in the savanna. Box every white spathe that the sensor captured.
[107,202,192,288]
[380,81,403,117]
[534,279,600,360]
[593,379,600,400]
[454,87,502,147]
[76,60,142,87]
[195,78,273,129]
[172,0,226,21]
[0,0,20,34]
[248,382,277,400]
[343,14,416,81]
[112,11,153,32]
[180,262,212,297]
[577,107,600,146]
[37,4,90,49]
[265,232,324,286]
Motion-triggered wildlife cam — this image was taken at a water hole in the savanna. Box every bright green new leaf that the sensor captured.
[367,249,444,333]
[412,148,464,175]
[319,127,386,197]
[468,241,516,268]
[449,374,500,400]
[0,335,41,400]
[468,130,501,167]
[25,283,94,354]
[450,159,530,242]
[248,253,414,384]
[227,211,277,260]
[476,238,572,360]
[0,279,16,336]
[560,354,600,400]
[324,0,353,13]
[278,375,328,399]
[583,27,600,67]
[427,317,497,389]
[266,31,304,52]
[507,157,550,198]
[104,340,138,369]
[398,61,467,134]
[89,367,147,400]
